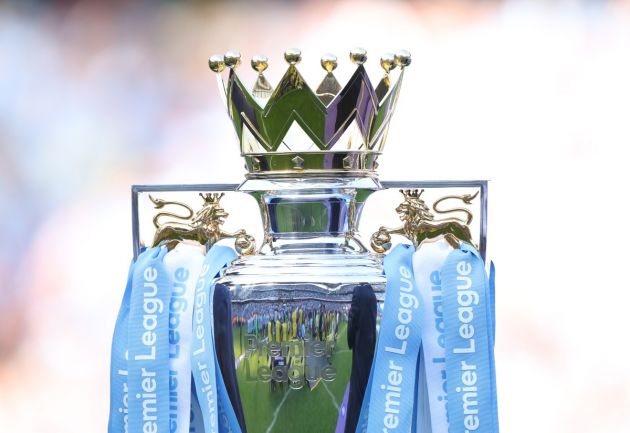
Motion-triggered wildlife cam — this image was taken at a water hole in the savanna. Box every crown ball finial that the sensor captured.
[320,53,338,73]
[284,48,302,65]
[224,50,242,69]
[208,54,225,73]
[395,50,412,68]
[380,53,397,73]
[251,54,269,73]
[349,47,367,65]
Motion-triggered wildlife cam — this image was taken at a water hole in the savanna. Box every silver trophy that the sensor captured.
[131,48,487,433]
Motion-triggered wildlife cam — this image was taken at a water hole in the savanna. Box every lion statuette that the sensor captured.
[370,189,478,253]
[150,192,256,255]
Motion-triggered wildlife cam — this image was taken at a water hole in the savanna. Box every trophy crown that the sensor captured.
[200,192,225,204]
[209,48,411,177]
[400,188,424,199]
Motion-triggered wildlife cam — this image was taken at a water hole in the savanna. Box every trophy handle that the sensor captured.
[131,181,487,260]
[369,188,479,252]
[148,191,257,255]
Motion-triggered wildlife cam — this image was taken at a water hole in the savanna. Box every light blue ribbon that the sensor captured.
[441,243,498,433]
[108,260,134,433]
[488,263,498,432]
[357,244,424,433]
[190,245,239,433]
[128,246,172,433]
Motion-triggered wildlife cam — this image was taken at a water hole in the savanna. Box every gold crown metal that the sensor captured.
[208,48,411,177]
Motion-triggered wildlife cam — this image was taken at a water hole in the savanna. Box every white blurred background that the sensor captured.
[0,0,629,432]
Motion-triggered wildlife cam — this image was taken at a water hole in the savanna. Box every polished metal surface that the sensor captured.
[207,48,410,175]
[243,152,381,176]
[218,172,381,433]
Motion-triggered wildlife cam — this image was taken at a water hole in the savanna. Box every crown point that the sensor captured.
[224,50,242,69]
[208,54,225,73]
[380,53,397,73]
[395,50,412,68]
[284,48,302,65]
[349,47,367,65]
[251,54,269,73]
[320,53,338,73]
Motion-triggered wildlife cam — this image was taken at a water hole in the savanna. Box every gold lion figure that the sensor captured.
[371,189,478,253]
[150,193,256,255]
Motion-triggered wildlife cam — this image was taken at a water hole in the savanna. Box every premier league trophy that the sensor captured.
[110,48,496,433]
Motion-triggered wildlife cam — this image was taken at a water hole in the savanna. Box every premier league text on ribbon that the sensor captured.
[169,267,190,360]
[430,269,448,412]
[169,266,190,433]
[381,264,420,432]
[114,354,129,431]
[135,265,164,433]
[453,259,481,433]
[191,263,218,430]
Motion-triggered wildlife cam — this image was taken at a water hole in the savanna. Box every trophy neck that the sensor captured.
[238,176,381,255]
